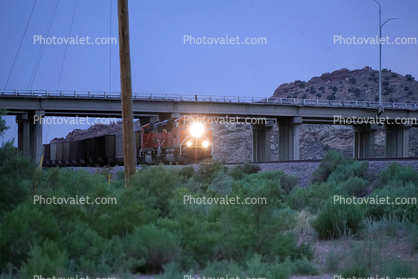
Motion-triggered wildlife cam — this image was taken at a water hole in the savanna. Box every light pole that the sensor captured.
[372,0,398,113]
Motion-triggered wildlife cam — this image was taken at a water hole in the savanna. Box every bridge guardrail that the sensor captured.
[1,89,417,110]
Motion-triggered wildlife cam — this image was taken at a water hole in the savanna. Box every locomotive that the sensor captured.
[42,115,213,167]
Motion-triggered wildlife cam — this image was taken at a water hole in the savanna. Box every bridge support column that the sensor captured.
[277,117,302,161]
[16,110,44,164]
[251,120,273,162]
[385,124,410,157]
[353,124,377,159]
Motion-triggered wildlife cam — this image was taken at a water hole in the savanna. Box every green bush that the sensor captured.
[324,249,340,273]
[312,150,353,183]
[289,182,334,213]
[341,265,369,279]
[125,224,181,274]
[338,176,369,196]
[194,159,227,184]
[405,74,415,81]
[327,160,368,185]
[375,162,418,188]
[0,142,35,216]
[292,256,319,275]
[130,165,181,216]
[179,166,195,181]
[155,262,183,279]
[0,203,62,271]
[18,240,68,278]
[409,223,418,252]
[363,182,418,223]
[379,258,418,278]
[327,93,336,100]
[207,172,234,195]
[202,260,243,278]
[311,200,365,239]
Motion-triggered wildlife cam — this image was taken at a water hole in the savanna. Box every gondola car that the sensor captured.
[42,116,212,167]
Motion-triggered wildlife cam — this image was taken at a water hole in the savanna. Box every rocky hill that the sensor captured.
[50,120,142,143]
[53,67,418,162]
[273,66,418,103]
[213,67,418,162]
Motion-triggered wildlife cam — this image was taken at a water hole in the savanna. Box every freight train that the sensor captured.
[42,115,213,167]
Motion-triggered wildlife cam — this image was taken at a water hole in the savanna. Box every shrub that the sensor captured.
[319,86,324,91]
[405,74,415,81]
[380,258,418,278]
[125,224,181,274]
[207,172,234,195]
[404,86,410,91]
[341,265,369,279]
[327,93,336,100]
[382,80,389,86]
[312,150,352,183]
[309,86,316,94]
[391,73,397,77]
[363,182,418,223]
[384,75,390,80]
[324,249,340,273]
[131,165,181,215]
[376,162,418,188]
[289,182,334,213]
[0,203,62,271]
[155,262,183,279]
[299,82,305,88]
[311,200,365,239]
[195,159,227,184]
[316,93,322,98]
[338,176,369,196]
[18,240,68,278]
[292,256,319,275]
[0,142,35,215]
[202,260,243,278]
[349,77,357,84]
[409,223,418,252]
[179,166,195,180]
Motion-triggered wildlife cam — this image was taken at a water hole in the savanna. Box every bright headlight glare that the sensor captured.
[202,141,209,148]
[190,123,204,137]
[187,141,192,147]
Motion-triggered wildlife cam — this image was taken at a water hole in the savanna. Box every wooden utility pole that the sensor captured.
[118,0,136,187]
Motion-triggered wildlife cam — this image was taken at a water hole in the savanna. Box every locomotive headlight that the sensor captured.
[190,123,204,137]
[186,141,192,147]
[202,141,209,148]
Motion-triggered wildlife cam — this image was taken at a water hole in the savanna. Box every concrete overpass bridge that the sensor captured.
[2,89,418,164]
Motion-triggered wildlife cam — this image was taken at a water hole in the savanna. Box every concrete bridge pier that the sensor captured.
[353,124,377,159]
[16,110,44,164]
[251,120,273,162]
[385,123,410,157]
[277,117,302,161]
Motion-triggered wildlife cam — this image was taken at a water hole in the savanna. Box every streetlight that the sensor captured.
[372,0,398,113]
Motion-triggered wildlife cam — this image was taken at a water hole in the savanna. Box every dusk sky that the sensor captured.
[1,0,417,144]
